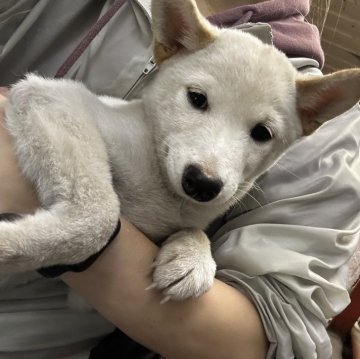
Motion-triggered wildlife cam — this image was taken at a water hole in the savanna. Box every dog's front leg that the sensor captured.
[0,200,120,274]
[0,74,120,274]
[151,229,216,301]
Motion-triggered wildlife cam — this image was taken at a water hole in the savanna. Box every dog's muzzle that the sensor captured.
[181,164,223,202]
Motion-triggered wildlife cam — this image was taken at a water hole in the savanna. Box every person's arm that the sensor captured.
[0,92,268,359]
[63,220,268,359]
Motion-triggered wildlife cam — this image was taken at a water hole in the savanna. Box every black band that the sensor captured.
[0,213,22,222]
[38,220,121,278]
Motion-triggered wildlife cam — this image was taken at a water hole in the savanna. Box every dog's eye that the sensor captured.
[250,124,273,142]
[187,89,208,110]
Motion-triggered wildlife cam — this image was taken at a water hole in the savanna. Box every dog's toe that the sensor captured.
[151,230,216,301]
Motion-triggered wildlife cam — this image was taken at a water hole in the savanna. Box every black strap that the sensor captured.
[37,220,121,278]
[0,213,22,222]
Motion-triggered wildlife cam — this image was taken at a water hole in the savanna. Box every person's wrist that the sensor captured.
[39,219,121,277]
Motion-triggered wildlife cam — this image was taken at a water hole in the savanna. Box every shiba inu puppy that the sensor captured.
[1,0,360,302]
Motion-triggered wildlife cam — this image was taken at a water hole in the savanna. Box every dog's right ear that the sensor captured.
[297,69,360,135]
[151,0,219,64]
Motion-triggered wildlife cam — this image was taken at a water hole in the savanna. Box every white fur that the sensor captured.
[1,0,359,301]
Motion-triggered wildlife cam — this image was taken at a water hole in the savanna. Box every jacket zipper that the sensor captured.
[121,23,254,100]
[123,57,157,99]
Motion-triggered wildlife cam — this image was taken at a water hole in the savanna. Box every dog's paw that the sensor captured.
[151,229,216,302]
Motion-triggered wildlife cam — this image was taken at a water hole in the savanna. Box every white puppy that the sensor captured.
[1,0,360,301]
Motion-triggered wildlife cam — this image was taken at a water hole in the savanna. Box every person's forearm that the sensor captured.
[63,220,268,359]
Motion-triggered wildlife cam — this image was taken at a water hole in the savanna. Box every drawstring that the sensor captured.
[55,0,127,79]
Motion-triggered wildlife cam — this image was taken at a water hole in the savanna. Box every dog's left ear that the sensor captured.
[297,69,360,135]
[151,0,219,64]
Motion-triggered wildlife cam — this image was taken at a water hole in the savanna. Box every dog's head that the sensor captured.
[145,0,360,210]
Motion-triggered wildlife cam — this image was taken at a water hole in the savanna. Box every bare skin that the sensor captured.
[0,94,38,213]
[63,221,268,359]
[0,90,268,358]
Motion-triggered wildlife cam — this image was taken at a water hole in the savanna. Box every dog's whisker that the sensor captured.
[228,194,247,212]
[274,162,302,180]
[245,192,264,208]
[236,187,264,209]
[155,137,179,156]
[251,181,265,196]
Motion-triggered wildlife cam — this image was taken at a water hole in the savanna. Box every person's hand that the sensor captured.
[0,89,39,214]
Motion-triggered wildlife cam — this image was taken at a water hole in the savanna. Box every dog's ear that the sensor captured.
[297,69,360,135]
[151,0,218,64]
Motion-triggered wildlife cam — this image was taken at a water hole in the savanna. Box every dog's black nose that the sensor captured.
[182,165,223,202]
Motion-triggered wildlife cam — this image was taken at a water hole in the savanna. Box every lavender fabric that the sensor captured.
[209,0,325,68]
